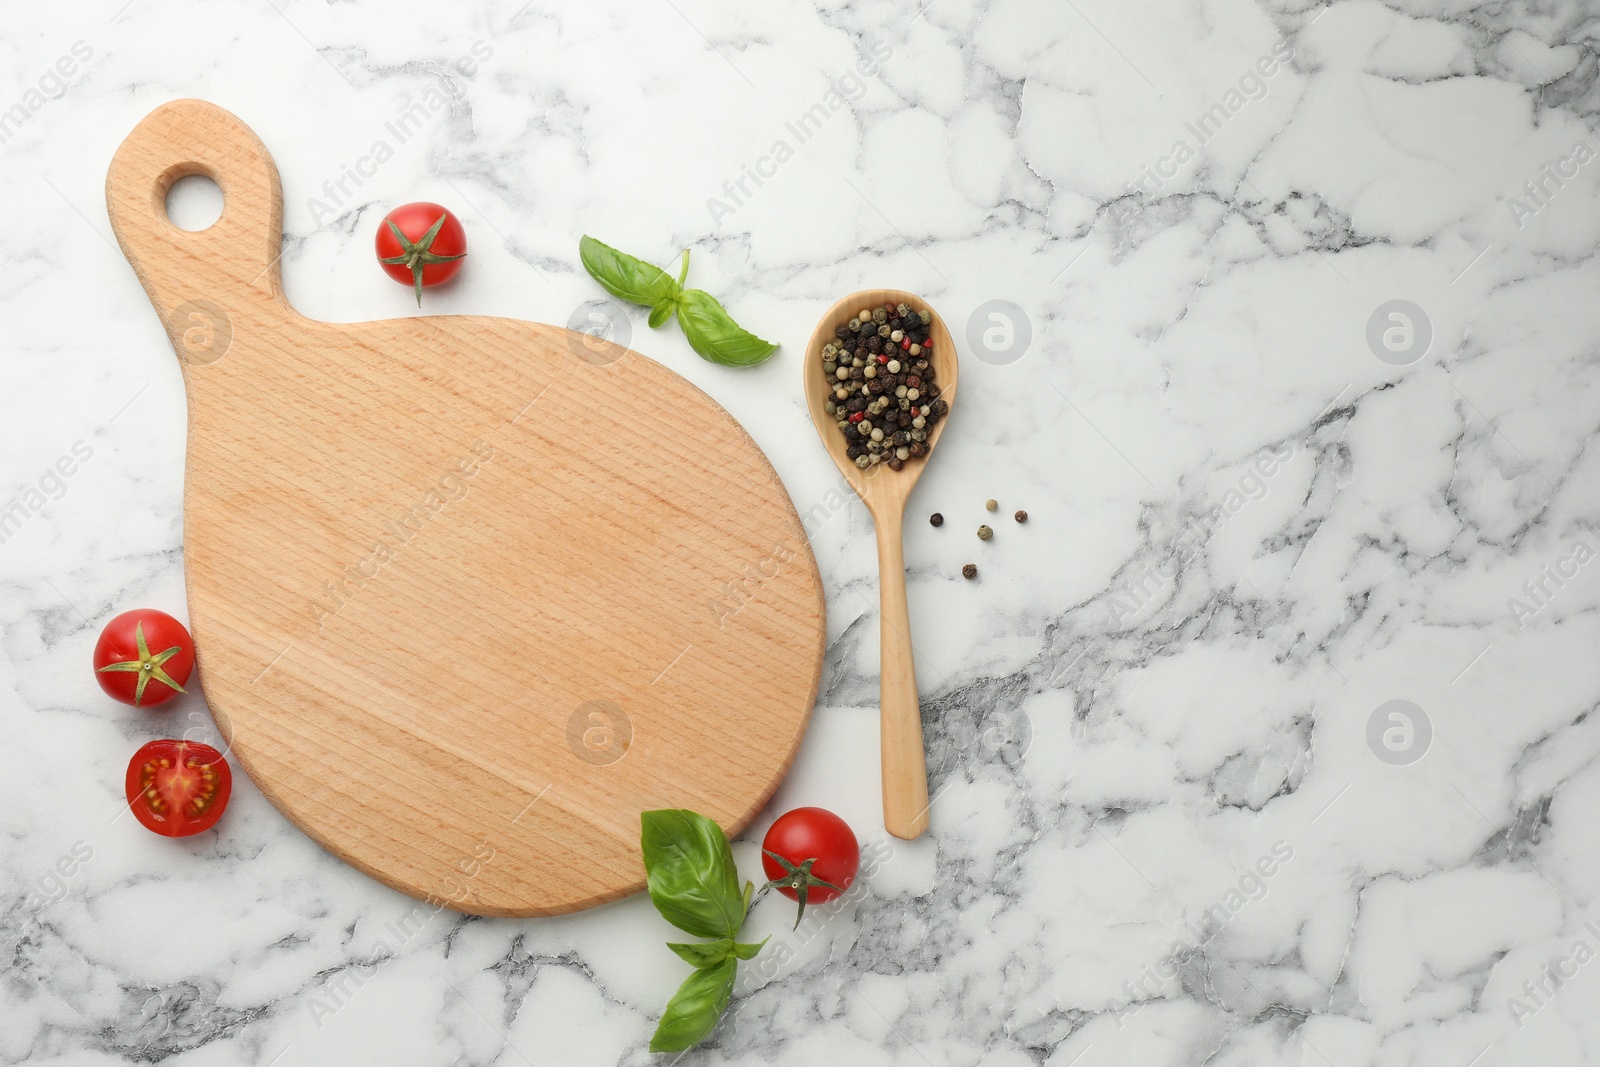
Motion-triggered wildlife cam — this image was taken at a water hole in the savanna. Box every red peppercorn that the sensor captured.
[901,338,911,350]
[923,340,932,349]
[849,411,864,423]
[877,354,889,364]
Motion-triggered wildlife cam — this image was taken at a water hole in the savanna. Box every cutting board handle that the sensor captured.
[106,99,291,359]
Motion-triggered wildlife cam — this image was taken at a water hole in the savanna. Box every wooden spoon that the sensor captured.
[803,289,958,840]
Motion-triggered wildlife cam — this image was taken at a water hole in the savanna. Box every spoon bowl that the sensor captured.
[803,290,960,512]
[803,289,958,840]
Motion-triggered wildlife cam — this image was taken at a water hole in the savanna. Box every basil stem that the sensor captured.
[577,236,779,367]
[642,811,770,1053]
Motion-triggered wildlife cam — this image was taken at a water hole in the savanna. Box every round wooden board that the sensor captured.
[105,100,825,916]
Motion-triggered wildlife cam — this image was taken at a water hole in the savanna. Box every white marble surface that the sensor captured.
[6,0,1600,1063]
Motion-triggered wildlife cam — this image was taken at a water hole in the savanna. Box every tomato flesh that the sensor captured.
[761,806,860,904]
[125,740,232,837]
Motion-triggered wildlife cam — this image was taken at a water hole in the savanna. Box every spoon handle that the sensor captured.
[875,505,930,840]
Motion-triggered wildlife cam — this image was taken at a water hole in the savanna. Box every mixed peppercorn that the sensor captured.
[929,500,1030,580]
[822,301,947,471]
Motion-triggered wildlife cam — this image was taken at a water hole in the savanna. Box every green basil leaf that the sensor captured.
[676,288,779,367]
[668,939,735,968]
[648,297,677,329]
[649,958,737,1054]
[731,937,768,961]
[578,235,680,309]
[640,810,743,939]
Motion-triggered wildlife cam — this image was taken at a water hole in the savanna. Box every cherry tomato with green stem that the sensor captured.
[375,202,467,306]
[759,807,860,929]
[94,609,194,708]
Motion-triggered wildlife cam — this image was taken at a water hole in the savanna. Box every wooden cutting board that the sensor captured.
[105,99,825,917]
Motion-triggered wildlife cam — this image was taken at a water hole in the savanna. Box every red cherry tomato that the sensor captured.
[125,740,232,837]
[375,202,466,306]
[761,807,860,920]
[93,609,194,707]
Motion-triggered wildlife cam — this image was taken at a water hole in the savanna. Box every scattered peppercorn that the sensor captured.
[962,563,977,579]
[1014,509,1028,523]
[823,299,943,470]
[977,525,993,541]
[930,512,944,527]
[985,499,998,512]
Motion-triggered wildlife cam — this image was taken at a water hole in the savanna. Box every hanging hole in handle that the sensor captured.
[162,167,223,232]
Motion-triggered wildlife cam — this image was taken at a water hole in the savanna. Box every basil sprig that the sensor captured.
[641,809,767,1053]
[579,236,778,367]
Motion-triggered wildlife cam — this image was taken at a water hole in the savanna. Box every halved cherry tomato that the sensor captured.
[94,609,194,707]
[760,806,860,928]
[375,202,466,306]
[125,740,232,837]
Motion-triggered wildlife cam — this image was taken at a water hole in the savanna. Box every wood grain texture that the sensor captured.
[802,290,959,840]
[104,99,825,917]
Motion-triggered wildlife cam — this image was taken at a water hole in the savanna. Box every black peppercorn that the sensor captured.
[930,512,944,527]
[962,563,977,579]
[1015,510,1028,523]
